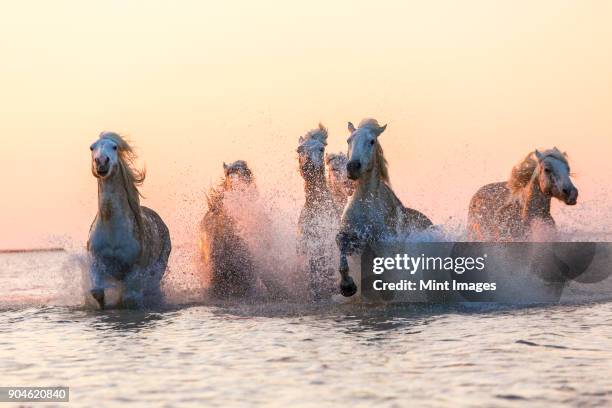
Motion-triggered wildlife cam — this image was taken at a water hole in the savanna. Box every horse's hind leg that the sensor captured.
[467,223,482,241]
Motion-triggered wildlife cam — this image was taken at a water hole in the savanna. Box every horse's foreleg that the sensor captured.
[336,233,358,297]
[338,253,357,297]
[122,266,146,309]
[89,259,106,309]
[90,288,105,310]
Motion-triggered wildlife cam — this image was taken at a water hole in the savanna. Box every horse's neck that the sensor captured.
[304,170,330,204]
[332,188,347,210]
[353,163,384,201]
[97,175,135,226]
[520,178,551,222]
[346,164,405,238]
[327,178,345,204]
[353,164,403,217]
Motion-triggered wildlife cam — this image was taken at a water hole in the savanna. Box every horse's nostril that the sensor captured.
[347,161,361,173]
[563,188,571,196]
[95,156,109,167]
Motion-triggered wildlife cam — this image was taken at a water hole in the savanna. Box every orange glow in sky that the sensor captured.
[1,0,611,248]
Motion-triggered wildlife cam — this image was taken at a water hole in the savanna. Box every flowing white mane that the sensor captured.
[299,123,328,146]
[508,148,569,193]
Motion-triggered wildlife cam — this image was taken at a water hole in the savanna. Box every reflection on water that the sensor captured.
[2,252,612,406]
[2,302,612,407]
[86,310,171,332]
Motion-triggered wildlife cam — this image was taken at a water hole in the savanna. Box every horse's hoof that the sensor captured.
[340,277,357,297]
[90,288,105,310]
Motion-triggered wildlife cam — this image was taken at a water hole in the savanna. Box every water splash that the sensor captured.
[2,173,612,309]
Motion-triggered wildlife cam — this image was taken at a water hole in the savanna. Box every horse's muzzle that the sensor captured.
[94,156,111,177]
[346,160,361,180]
[95,163,111,177]
[564,188,578,205]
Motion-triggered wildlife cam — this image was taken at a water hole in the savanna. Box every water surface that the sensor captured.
[1,252,611,407]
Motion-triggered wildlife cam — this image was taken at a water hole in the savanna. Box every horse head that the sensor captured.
[534,148,578,205]
[325,152,354,196]
[345,118,387,181]
[90,132,122,179]
[297,123,328,180]
[223,160,254,192]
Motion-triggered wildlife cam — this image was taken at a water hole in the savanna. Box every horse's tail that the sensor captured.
[467,189,487,241]
[467,182,511,242]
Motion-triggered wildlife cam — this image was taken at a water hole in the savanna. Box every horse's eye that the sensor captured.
[544,168,551,173]
[112,145,118,151]
[370,140,375,146]
[89,146,94,151]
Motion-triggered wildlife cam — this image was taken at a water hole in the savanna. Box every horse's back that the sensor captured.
[402,206,433,231]
[467,182,510,240]
[141,206,172,268]
[385,186,432,231]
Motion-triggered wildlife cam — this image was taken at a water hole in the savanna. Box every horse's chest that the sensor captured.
[343,201,387,237]
[299,205,337,238]
[89,218,141,266]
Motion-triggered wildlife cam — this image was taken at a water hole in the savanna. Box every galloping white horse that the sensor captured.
[337,119,433,296]
[297,124,339,299]
[325,152,354,212]
[199,160,257,298]
[87,132,171,308]
[468,148,578,241]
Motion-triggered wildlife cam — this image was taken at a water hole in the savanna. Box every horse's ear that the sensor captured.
[375,124,387,136]
[298,135,305,145]
[348,122,356,133]
[534,149,544,161]
[318,123,328,144]
[223,162,229,173]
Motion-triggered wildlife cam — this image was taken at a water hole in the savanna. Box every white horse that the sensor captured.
[468,148,578,241]
[337,119,433,296]
[199,160,257,298]
[297,124,339,299]
[87,132,171,309]
[325,152,354,212]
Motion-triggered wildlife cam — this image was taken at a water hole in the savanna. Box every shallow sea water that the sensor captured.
[1,251,612,407]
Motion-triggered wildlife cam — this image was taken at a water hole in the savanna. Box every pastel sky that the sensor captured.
[1,0,611,248]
